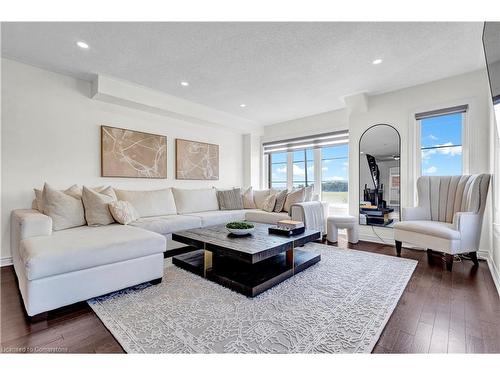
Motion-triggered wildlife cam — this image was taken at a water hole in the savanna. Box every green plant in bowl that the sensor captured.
[225,222,255,235]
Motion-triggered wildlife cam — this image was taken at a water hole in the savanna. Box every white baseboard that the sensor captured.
[479,250,500,297]
[1,256,13,267]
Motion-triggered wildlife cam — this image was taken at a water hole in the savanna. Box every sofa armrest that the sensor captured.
[290,201,326,235]
[401,206,429,221]
[453,211,481,251]
[11,209,52,259]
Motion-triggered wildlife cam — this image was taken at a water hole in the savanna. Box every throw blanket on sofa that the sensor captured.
[290,201,326,235]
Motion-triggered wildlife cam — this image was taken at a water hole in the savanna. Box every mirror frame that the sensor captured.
[358,123,401,227]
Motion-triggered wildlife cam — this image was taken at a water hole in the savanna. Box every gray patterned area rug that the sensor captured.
[88,244,416,353]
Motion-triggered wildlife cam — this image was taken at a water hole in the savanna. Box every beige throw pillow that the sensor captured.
[242,187,257,209]
[42,183,86,230]
[283,188,305,213]
[109,201,139,225]
[82,186,117,226]
[34,184,80,213]
[261,194,277,213]
[253,189,276,210]
[274,189,288,212]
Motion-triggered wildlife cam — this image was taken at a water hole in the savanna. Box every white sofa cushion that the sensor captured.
[186,210,247,227]
[244,209,290,225]
[82,186,117,226]
[394,220,460,240]
[130,214,202,234]
[42,183,86,231]
[172,188,219,214]
[115,188,177,218]
[19,224,165,281]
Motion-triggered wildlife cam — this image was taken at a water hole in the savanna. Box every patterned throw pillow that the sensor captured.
[274,189,288,212]
[109,201,139,225]
[261,194,277,213]
[242,187,257,209]
[217,188,244,210]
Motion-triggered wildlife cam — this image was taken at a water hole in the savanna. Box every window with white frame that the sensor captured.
[263,131,349,214]
[416,105,468,177]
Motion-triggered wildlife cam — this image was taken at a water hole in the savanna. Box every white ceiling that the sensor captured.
[1,22,485,126]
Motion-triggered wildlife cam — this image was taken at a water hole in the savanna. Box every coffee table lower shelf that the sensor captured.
[172,249,320,297]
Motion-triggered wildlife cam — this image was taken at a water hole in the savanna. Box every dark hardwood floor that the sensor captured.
[1,236,499,353]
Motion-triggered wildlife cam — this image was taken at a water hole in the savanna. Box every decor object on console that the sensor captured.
[101,126,167,178]
[175,138,219,180]
[327,215,359,244]
[394,174,490,271]
[359,124,401,227]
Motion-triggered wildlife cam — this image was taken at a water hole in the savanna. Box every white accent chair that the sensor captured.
[394,174,490,271]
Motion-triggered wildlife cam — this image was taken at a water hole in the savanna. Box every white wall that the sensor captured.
[1,59,245,262]
[488,99,500,293]
[264,69,492,250]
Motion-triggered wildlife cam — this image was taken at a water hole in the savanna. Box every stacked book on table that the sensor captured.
[268,220,305,236]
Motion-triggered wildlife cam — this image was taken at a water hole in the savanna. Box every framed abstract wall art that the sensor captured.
[101,125,167,178]
[175,138,219,180]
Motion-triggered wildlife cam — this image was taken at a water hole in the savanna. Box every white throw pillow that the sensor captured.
[261,194,277,213]
[109,201,139,225]
[82,186,117,226]
[42,183,86,230]
[242,187,257,209]
[283,188,306,213]
[172,188,219,214]
[115,188,177,218]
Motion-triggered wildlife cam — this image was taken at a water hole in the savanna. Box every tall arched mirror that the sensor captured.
[359,124,401,227]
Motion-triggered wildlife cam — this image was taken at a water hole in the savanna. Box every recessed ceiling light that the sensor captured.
[240,104,247,108]
[180,81,189,87]
[76,41,89,49]
[372,58,383,65]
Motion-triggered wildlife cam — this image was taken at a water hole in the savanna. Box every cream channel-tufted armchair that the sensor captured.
[394,174,490,271]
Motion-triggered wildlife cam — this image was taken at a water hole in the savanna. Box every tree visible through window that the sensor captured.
[420,112,463,176]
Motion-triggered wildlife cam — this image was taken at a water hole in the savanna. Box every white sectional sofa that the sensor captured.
[11,187,327,318]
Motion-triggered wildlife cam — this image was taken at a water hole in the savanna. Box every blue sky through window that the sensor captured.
[321,144,349,182]
[420,112,463,176]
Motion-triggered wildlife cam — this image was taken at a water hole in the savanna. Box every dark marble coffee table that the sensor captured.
[172,223,321,297]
